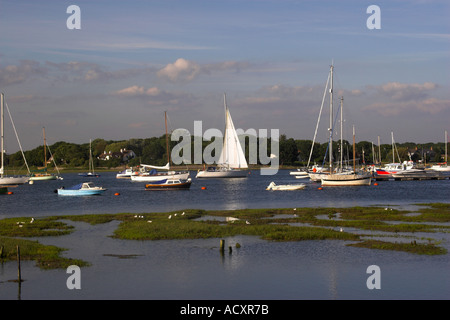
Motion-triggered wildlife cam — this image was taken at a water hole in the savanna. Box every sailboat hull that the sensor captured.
[0,176,29,185]
[321,174,372,186]
[131,171,189,182]
[29,174,58,181]
[196,169,247,178]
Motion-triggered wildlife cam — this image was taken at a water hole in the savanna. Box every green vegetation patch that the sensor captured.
[0,217,74,237]
[348,240,447,255]
[0,237,89,269]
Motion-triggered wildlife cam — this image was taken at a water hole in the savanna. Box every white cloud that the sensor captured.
[114,86,161,97]
[157,58,200,82]
[157,58,250,82]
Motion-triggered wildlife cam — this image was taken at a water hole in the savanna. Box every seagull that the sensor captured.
[340,228,343,232]
[174,213,177,216]
[293,208,297,211]
[168,215,172,219]
[30,218,34,223]
[147,220,152,223]
[182,212,185,216]
[246,221,251,225]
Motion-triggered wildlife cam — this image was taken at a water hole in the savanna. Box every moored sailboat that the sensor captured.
[320,93,371,186]
[79,139,100,177]
[0,93,30,186]
[196,94,248,178]
[130,112,189,182]
[430,130,449,172]
[29,127,61,181]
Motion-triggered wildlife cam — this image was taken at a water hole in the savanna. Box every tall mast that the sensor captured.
[329,63,334,172]
[353,125,356,172]
[391,132,394,163]
[340,96,343,172]
[442,130,448,165]
[0,93,4,178]
[223,93,229,168]
[43,127,47,168]
[378,136,381,164]
[165,111,170,166]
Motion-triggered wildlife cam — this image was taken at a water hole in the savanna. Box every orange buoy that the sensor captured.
[201,186,207,190]
[374,183,378,186]
[114,192,120,196]
[7,191,13,195]
[318,187,323,190]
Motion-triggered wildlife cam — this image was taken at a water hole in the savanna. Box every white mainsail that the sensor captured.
[217,94,248,169]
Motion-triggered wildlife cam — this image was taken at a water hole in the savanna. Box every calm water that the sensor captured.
[0,170,449,300]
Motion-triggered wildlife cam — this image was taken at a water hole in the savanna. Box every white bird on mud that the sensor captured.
[30,218,34,223]
[168,215,172,219]
[246,220,251,225]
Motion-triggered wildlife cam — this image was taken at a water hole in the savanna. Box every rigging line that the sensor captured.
[5,102,30,174]
[308,71,330,168]
[47,144,61,175]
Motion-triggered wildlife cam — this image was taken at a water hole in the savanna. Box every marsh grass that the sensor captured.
[0,204,448,269]
[0,237,89,269]
[348,240,446,255]
[0,217,73,237]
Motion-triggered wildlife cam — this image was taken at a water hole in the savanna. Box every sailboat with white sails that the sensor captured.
[0,93,30,185]
[196,94,248,178]
[131,112,189,182]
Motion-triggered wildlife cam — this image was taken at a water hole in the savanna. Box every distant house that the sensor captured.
[408,146,436,162]
[98,149,136,162]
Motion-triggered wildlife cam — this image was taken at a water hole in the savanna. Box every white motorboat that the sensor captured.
[116,167,138,179]
[266,181,306,191]
[57,182,106,196]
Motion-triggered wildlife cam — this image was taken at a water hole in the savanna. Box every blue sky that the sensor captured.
[1,0,449,152]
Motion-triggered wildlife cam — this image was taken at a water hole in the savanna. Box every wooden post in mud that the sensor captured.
[17,245,21,282]
[0,245,3,259]
[220,239,225,253]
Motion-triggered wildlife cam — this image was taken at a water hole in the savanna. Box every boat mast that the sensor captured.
[442,130,448,164]
[378,136,381,164]
[391,132,395,163]
[353,126,356,172]
[223,93,229,169]
[43,127,47,168]
[340,96,343,172]
[89,139,94,174]
[165,111,170,167]
[0,93,3,178]
[329,63,334,173]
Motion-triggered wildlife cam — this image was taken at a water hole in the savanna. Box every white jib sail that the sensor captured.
[218,95,248,169]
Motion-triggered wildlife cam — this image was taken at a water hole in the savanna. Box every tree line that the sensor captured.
[3,134,447,171]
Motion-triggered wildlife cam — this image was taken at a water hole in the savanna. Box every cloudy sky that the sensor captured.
[0,0,449,152]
